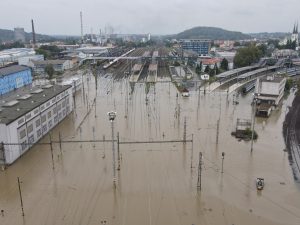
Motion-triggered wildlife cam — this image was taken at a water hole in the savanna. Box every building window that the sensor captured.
[48,120,52,128]
[28,135,34,144]
[36,119,41,127]
[46,102,50,107]
[34,109,39,115]
[27,124,33,134]
[18,118,25,125]
[21,141,27,151]
[41,115,46,123]
[37,129,42,138]
[42,124,47,133]
[26,113,31,120]
[52,99,56,103]
[20,129,26,139]
[48,111,52,119]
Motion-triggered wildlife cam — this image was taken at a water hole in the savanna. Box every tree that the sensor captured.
[35,48,49,59]
[204,65,210,73]
[233,45,263,68]
[214,63,220,75]
[45,64,55,79]
[220,58,229,71]
[174,61,180,67]
[195,62,202,75]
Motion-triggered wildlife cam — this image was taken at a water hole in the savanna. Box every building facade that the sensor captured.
[29,60,73,74]
[0,84,73,165]
[255,75,286,117]
[180,39,211,56]
[0,65,32,95]
[18,55,44,67]
[14,27,26,43]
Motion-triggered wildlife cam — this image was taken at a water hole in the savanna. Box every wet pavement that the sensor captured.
[0,72,300,225]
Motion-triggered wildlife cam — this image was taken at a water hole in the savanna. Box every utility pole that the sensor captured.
[183,117,187,143]
[190,134,194,169]
[108,111,117,187]
[221,152,225,173]
[59,132,62,154]
[92,127,96,148]
[0,142,5,170]
[117,132,120,170]
[197,152,203,190]
[251,99,257,152]
[49,134,55,170]
[216,119,220,144]
[17,177,25,216]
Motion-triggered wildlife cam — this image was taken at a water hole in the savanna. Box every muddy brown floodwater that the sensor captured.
[1,73,300,225]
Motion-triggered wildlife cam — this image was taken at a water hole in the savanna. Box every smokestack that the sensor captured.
[80,11,83,43]
[31,19,36,47]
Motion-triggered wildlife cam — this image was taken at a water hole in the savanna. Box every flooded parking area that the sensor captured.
[1,73,300,225]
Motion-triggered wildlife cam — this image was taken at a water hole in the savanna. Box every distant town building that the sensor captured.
[291,22,299,47]
[14,27,26,43]
[18,55,44,67]
[255,75,286,117]
[272,49,298,59]
[0,84,73,165]
[0,48,35,66]
[180,39,211,56]
[279,23,299,49]
[200,58,222,71]
[0,65,32,95]
[29,60,73,74]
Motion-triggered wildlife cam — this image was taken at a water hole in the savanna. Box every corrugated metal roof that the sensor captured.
[0,65,30,77]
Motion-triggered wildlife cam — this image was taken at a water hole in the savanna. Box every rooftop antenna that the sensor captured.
[31,19,36,47]
[80,11,83,43]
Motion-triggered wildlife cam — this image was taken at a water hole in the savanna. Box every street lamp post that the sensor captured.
[108,111,117,187]
[221,152,225,173]
[251,98,257,152]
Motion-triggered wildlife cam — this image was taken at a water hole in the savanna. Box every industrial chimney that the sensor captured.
[31,19,36,47]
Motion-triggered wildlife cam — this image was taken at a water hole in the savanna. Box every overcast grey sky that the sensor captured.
[1,0,300,35]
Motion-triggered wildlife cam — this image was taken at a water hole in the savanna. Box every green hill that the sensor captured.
[176,26,251,40]
[0,28,56,43]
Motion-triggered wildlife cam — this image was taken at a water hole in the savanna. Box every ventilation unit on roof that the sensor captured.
[3,100,19,107]
[31,89,43,94]
[18,94,32,100]
[42,84,53,89]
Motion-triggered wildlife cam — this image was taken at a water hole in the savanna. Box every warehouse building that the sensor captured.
[0,84,73,165]
[0,65,32,95]
[180,39,211,56]
[29,59,73,74]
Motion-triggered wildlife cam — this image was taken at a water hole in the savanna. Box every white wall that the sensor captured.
[261,82,280,95]
[2,86,74,165]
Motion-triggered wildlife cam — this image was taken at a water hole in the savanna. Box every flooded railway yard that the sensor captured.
[1,60,300,225]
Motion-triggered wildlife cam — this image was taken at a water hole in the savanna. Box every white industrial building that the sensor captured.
[0,48,36,66]
[29,59,73,73]
[254,75,286,117]
[18,55,44,66]
[0,84,73,165]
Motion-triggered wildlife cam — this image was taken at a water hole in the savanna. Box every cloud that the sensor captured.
[0,0,299,35]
